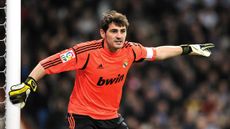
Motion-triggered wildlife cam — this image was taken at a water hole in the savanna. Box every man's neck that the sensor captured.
[104,40,119,53]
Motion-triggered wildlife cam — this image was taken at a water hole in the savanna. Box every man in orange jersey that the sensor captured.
[9,10,214,129]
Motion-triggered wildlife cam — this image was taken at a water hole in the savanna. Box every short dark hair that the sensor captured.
[100,10,129,32]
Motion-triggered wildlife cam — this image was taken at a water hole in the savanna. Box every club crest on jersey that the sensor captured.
[60,50,75,63]
[123,61,128,68]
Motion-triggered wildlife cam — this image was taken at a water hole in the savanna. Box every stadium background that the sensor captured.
[20,0,229,129]
[0,0,6,128]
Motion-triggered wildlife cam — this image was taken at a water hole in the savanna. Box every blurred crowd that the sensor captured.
[20,0,230,129]
[0,0,6,129]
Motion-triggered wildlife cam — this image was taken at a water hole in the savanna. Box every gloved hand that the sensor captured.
[181,43,215,57]
[9,77,38,108]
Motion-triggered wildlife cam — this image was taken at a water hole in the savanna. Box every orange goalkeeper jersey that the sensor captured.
[40,39,156,120]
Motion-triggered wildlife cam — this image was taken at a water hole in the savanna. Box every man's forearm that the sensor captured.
[28,63,46,81]
[155,46,182,60]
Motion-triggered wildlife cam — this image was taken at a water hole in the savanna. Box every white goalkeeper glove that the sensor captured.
[180,43,215,57]
[9,77,38,108]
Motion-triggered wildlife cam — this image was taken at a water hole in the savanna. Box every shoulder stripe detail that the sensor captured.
[43,60,62,69]
[71,47,78,63]
[122,42,132,48]
[41,58,62,69]
[77,45,102,54]
[74,43,102,54]
[76,42,101,51]
[72,40,103,54]
[42,58,60,66]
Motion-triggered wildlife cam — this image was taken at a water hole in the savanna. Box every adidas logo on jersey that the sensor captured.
[97,64,104,69]
[97,74,124,86]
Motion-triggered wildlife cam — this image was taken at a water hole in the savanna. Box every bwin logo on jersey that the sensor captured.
[60,50,75,63]
[97,74,124,86]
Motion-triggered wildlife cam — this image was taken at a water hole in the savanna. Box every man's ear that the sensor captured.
[100,29,105,39]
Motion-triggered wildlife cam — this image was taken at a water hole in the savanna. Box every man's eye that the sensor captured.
[121,30,126,33]
[111,30,117,33]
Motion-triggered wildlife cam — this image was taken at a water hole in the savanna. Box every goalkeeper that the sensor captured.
[9,10,214,129]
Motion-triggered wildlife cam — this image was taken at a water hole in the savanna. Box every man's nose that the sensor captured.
[116,32,122,38]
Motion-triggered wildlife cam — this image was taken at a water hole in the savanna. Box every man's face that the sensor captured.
[100,22,127,52]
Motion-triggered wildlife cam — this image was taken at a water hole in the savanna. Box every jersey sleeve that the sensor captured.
[40,45,89,74]
[130,42,157,62]
[39,48,77,74]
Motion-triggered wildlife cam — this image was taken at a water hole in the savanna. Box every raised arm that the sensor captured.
[154,43,215,60]
[155,46,182,60]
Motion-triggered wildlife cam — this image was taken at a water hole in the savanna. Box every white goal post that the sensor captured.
[6,0,21,129]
